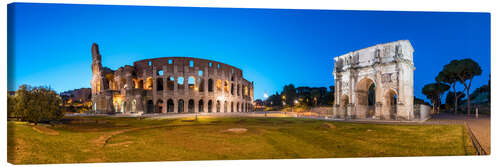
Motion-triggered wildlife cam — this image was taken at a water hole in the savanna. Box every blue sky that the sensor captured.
[8,3,490,101]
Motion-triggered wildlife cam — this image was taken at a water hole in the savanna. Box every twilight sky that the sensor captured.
[8,3,490,101]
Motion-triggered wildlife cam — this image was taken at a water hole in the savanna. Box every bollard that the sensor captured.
[476,107,479,119]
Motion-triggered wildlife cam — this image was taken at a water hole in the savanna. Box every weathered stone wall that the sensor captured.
[90,43,254,114]
[333,40,416,120]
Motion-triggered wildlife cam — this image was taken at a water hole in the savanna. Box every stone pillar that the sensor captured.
[194,98,199,113]
[184,98,189,113]
[203,99,208,113]
[173,98,178,113]
[173,65,178,92]
[152,66,157,104]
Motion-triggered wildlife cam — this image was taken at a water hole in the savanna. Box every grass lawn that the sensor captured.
[7,116,475,164]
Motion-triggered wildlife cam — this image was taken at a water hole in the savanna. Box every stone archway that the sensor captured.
[332,40,415,121]
[355,78,376,119]
[178,99,184,113]
[156,99,164,113]
[167,99,174,113]
[188,99,195,113]
[198,100,204,113]
[146,100,154,113]
[207,100,213,113]
[384,89,398,120]
[216,100,221,112]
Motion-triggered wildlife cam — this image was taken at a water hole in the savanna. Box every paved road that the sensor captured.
[426,113,491,154]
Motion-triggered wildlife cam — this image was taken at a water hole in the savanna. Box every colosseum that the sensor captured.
[90,43,254,114]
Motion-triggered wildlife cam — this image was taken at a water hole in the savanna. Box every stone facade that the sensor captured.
[90,43,254,114]
[332,40,415,120]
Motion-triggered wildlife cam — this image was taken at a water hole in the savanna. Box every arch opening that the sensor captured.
[198,100,204,113]
[188,99,195,113]
[178,99,184,113]
[167,99,174,113]
[208,100,213,113]
[147,100,154,113]
[156,99,164,113]
[384,90,398,120]
[355,78,376,119]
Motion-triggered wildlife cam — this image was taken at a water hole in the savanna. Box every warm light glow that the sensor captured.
[216,95,226,101]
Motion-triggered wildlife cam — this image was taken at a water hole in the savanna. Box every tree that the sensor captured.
[422,83,450,114]
[266,92,282,107]
[436,60,461,114]
[281,84,297,107]
[13,85,63,124]
[445,91,465,113]
[453,59,482,116]
[7,95,17,118]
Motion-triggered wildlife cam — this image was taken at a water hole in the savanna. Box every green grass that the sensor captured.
[7,116,475,164]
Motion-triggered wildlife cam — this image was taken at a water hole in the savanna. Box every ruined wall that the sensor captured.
[90,43,254,114]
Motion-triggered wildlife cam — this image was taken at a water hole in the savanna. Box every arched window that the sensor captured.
[198,78,205,92]
[157,70,164,76]
[145,77,153,90]
[188,76,195,90]
[168,59,173,64]
[157,78,163,91]
[216,80,222,91]
[224,80,230,93]
[208,79,214,92]
[177,77,184,89]
[231,83,234,95]
[138,80,144,89]
[189,60,194,67]
[167,76,175,90]
[198,70,203,77]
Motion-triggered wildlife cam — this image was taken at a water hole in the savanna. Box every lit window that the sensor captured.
[178,77,184,85]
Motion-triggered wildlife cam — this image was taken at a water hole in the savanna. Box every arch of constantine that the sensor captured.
[333,40,415,120]
[90,43,254,114]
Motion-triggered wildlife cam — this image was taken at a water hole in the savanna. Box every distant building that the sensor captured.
[60,88,91,103]
[8,91,16,96]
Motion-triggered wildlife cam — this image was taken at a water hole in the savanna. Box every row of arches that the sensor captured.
[100,76,252,98]
[145,99,253,114]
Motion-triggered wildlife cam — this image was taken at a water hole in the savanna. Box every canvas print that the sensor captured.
[7,2,490,164]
